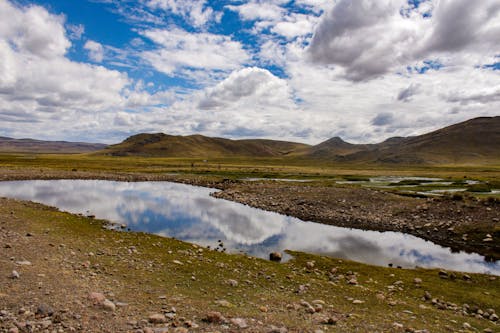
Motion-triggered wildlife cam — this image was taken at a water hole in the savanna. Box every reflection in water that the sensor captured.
[0,179,498,275]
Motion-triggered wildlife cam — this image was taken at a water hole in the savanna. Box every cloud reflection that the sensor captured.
[0,180,498,275]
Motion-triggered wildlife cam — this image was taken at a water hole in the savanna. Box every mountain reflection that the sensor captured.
[0,179,498,275]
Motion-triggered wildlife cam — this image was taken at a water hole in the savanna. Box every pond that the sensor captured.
[0,180,498,275]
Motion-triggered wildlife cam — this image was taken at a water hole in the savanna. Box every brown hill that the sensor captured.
[103,133,310,158]
[306,116,500,164]
[0,137,107,154]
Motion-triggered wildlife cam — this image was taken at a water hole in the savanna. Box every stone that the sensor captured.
[306,261,315,269]
[267,326,288,333]
[352,300,365,304]
[269,252,282,262]
[10,270,19,279]
[490,313,498,321]
[102,299,116,312]
[414,278,422,284]
[227,279,238,287]
[88,292,106,304]
[204,311,227,324]
[462,322,471,329]
[15,260,31,266]
[173,328,188,333]
[148,313,167,324]
[215,299,233,307]
[36,304,54,317]
[348,278,358,285]
[8,328,19,333]
[230,318,248,329]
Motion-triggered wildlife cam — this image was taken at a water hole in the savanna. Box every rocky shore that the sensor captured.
[212,182,500,261]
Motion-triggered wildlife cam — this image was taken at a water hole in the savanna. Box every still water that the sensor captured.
[0,180,498,275]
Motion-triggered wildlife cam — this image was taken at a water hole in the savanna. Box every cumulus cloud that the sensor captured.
[198,67,293,110]
[226,2,285,22]
[397,83,420,102]
[140,28,250,77]
[146,0,217,28]
[308,0,500,81]
[84,40,104,62]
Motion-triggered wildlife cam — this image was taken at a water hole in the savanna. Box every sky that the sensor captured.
[0,0,499,144]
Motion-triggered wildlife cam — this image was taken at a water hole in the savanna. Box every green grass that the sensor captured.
[2,198,499,332]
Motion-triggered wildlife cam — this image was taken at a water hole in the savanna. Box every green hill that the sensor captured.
[103,133,310,158]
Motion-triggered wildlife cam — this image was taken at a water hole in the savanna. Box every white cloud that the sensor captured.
[67,23,85,40]
[146,0,216,28]
[140,28,251,77]
[84,40,104,62]
[308,0,500,81]
[226,2,285,22]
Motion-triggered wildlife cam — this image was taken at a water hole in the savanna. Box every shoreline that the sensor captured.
[1,167,499,261]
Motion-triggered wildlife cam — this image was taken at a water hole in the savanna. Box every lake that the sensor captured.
[0,179,498,275]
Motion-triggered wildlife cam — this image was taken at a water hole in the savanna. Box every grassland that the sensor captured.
[0,152,499,331]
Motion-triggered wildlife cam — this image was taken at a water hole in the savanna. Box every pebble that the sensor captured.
[36,304,54,317]
[88,292,106,305]
[227,279,238,287]
[230,318,248,329]
[352,300,365,304]
[414,278,422,284]
[204,311,227,324]
[215,299,233,307]
[102,299,116,312]
[10,270,19,279]
[148,313,167,324]
[306,261,315,269]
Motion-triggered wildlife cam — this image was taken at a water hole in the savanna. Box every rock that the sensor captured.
[204,311,227,324]
[306,261,315,269]
[36,304,54,317]
[88,292,106,305]
[102,299,116,312]
[10,270,19,279]
[230,317,248,328]
[269,252,282,262]
[173,328,189,333]
[227,279,238,287]
[490,313,498,321]
[267,326,288,333]
[172,260,183,265]
[413,278,422,284]
[347,278,358,285]
[15,260,31,266]
[8,328,19,333]
[393,322,403,329]
[215,299,233,307]
[259,306,268,312]
[320,316,339,325]
[148,313,167,324]
[463,322,471,329]
[352,300,365,304]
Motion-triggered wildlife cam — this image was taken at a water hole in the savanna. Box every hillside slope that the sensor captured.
[306,117,500,164]
[103,133,310,158]
[0,137,107,154]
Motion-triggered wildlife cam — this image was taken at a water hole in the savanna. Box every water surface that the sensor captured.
[0,180,498,275]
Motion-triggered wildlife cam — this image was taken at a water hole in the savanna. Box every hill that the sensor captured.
[305,116,500,164]
[103,133,310,158]
[0,137,107,154]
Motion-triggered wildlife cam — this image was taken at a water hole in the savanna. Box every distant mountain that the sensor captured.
[305,116,500,164]
[0,137,107,154]
[103,133,310,158]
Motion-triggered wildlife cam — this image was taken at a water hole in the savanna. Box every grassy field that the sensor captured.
[1,197,499,332]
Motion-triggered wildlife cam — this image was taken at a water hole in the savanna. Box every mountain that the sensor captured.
[0,137,107,154]
[306,116,500,164]
[103,133,310,158]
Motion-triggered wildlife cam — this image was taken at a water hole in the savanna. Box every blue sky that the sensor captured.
[0,0,499,144]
